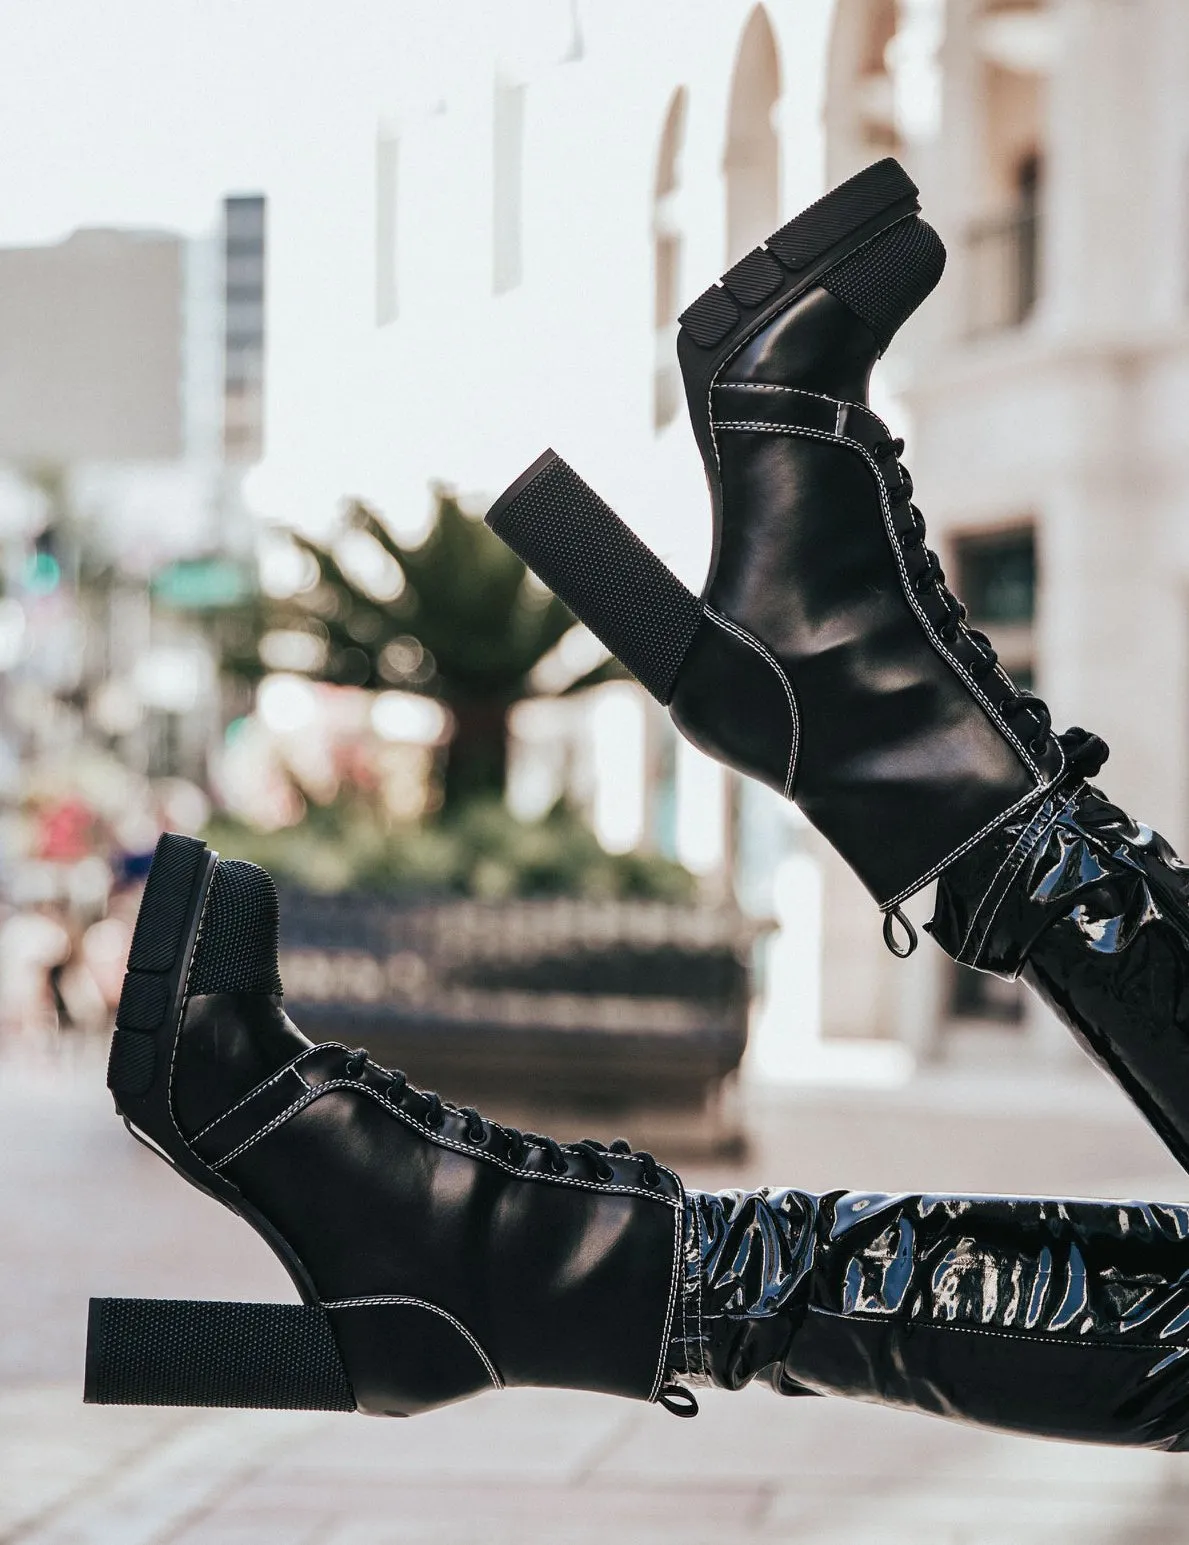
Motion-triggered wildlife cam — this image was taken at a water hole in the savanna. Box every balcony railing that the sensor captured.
[966,206,1040,336]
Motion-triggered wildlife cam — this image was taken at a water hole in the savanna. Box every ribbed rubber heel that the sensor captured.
[486,450,702,705]
[85,1298,356,1411]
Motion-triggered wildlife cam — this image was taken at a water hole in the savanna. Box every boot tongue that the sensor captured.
[819,215,946,355]
[173,860,311,1136]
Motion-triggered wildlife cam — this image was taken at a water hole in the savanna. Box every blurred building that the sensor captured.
[219,0,1186,1073]
[0,196,266,805]
[251,2,841,1077]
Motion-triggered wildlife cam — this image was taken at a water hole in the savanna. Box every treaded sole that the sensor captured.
[85,1297,356,1411]
[109,833,211,1099]
[678,157,919,352]
[676,157,920,523]
[106,831,321,1305]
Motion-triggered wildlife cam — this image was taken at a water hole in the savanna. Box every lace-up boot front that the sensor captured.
[92,837,686,1418]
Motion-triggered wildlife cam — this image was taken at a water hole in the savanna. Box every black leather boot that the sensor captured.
[90,834,688,1417]
[487,159,1104,943]
[95,834,1189,1447]
[931,779,1189,1178]
[668,1182,1189,1449]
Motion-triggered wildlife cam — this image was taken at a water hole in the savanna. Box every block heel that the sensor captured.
[485,449,703,705]
[84,1297,356,1411]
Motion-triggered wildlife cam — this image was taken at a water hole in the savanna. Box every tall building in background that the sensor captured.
[0,229,186,463]
[223,195,267,463]
[0,196,266,788]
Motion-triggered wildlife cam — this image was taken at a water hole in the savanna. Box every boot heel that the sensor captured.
[486,449,702,704]
[84,1297,356,1411]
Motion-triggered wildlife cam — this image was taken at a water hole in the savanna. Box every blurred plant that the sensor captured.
[203,795,695,903]
[224,490,622,811]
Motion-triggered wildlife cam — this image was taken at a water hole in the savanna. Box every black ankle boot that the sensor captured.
[92,834,688,1418]
[931,779,1189,1177]
[670,1182,1189,1449]
[487,159,1104,941]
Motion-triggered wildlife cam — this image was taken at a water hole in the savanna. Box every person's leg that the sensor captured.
[932,778,1189,1172]
[93,837,1189,1448]
[667,1182,1189,1450]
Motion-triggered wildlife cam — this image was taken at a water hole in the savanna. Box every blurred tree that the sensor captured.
[224,490,622,811]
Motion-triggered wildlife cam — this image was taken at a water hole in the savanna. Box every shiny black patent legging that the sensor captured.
[669,779,1189,1448]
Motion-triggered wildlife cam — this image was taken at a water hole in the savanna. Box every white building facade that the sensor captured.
[251,0,1187,1070]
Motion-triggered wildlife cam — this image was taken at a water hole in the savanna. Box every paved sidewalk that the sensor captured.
[5,1039,1189,1544]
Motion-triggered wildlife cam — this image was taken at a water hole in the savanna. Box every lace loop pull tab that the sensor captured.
[882,906,918,959]
[657,1381,699,1418]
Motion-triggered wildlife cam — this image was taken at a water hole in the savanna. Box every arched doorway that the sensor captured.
[652,86,688,429]
[723,7,781,265]
[824,0,901,184]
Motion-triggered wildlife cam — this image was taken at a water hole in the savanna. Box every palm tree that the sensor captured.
[224,490,621,812]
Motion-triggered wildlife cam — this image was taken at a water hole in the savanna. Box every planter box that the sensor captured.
[278,892,765,1155]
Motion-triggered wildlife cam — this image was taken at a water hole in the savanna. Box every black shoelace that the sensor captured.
[343,1046,698,1418]
[874,437,1109,783]
[342,1049,663,1188]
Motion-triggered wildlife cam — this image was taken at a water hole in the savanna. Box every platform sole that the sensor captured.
[105,832,318,1302]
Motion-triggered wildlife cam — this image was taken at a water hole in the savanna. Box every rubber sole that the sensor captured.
[107,832,319,1304]
[485,451,701,705]
[85,1297,355,1411]
[675,157,919,489]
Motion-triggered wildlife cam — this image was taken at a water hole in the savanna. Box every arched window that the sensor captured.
[724,7,781,265]
[652,86,688,430]
[967,2,1050,331]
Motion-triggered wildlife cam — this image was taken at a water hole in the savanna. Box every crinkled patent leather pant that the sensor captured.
[672,780,1189,1448]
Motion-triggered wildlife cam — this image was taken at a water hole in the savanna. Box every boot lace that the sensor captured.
[342,1049,664,1188]
[872,437,1109,783]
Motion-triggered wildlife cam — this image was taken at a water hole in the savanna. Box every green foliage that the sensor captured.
[203,796,696,904]
[222,491,623,809]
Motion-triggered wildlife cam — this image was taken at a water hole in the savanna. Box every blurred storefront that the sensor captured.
[0,196,265,1031]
